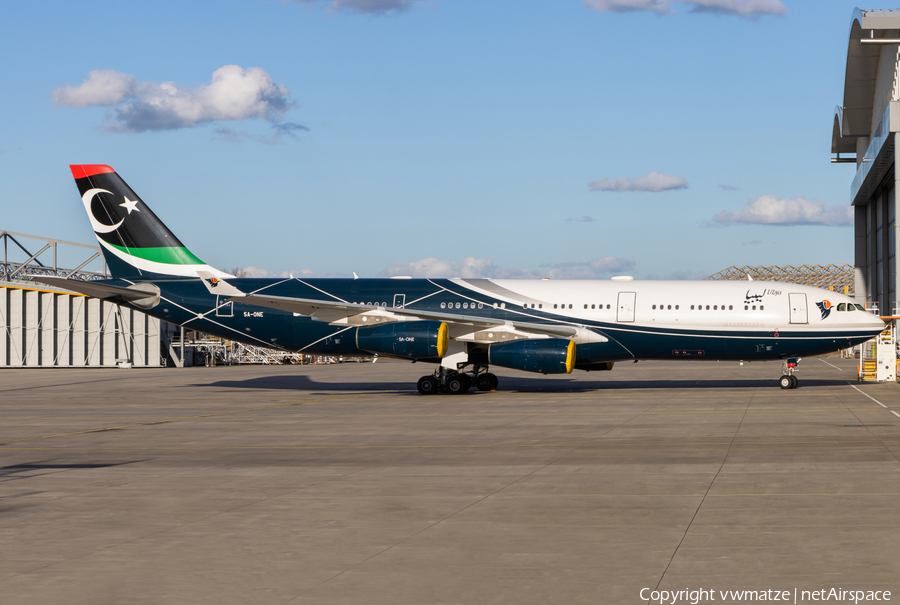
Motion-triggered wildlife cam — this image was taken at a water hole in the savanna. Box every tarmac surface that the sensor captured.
[1,357,899,604]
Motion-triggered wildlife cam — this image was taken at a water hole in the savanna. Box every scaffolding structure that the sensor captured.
[1,230,108,283]
[858,325,897,382]
[706,264,855,295]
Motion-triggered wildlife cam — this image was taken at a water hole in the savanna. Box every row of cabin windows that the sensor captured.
[649,304,765,311]
[440,302,486,310]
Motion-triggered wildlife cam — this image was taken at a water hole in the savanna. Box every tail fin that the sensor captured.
[70,165,230,280]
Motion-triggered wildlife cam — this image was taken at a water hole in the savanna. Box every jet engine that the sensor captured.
[488,338,575,374]
[356,321,449,359]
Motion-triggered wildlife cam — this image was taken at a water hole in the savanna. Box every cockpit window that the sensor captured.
[855,304,866,311]
[837,303,846,311]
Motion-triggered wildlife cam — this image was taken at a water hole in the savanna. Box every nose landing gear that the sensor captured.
[779,357,800,389]
[416,364,499,395]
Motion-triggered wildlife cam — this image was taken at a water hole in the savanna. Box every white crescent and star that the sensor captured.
[80,189,139,234]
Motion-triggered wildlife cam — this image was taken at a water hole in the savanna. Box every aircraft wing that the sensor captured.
[194,272,579,339]
[236,292,579,338]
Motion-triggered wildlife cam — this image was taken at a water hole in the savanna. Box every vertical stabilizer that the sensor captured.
[70,165,230,280]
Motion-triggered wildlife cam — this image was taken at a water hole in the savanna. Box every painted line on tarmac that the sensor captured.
[819,359,842,371]
[0,391,396,447]
[847,382,889,408]
[4,438,900,452]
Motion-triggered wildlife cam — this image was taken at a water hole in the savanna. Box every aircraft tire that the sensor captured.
[485,373,499,391]
[417,376,439,395]
[790,375,799,389]
[475,373,495,391]
[446,374,470,395]
[779,375,792,389]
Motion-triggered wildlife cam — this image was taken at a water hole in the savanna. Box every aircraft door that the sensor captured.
[393,294,406,309]
[215,295,233,317]
[617,292,636,322]
[789,293,808,324]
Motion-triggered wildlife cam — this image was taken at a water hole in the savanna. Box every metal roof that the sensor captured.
[832,8,900,154]
[706,264,855,294]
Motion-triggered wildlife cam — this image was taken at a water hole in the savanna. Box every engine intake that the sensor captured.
[488,338,575,374]
[356,321,449,359]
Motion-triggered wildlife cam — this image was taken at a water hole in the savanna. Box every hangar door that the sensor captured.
[617,292,636,322]
[789,293,808,324]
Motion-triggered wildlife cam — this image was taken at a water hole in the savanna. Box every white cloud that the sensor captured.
[51,70,138,107]
[712,195,853,227]
[683,0,786,17]
[380,256,635,279]
[237,266,349,278]
[293,0,423,14]
[585,0,785,16]
[583,0,671,13]
[642,269,710,280]
[52,66,297,133]
[566,216,596,223]
[589,171,688,193]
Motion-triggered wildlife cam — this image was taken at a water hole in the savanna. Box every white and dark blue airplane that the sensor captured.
[38,165,886,393]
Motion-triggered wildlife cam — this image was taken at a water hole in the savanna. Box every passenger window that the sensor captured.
[456,302,461,309]
[478,303,483,309]
[652,305,656,310]
[705,305,710,310]
[539,304,543,309]
[463,303,469,309]
[752,305,756,310]
[441,302,446,309]
[837,303,846,311]
[568,304,572,309]
[584,304,587,309]
[607,304,611,309]
[675,305,679,310]
[760,305,764,310]
[554,304,558,309]
[713,305,717,310]
[591,304,595,309]
[492,303,498,309]
[729,305,732,310]
[690,305,694,310]
[667,305,671,310]
[744,305,748,310]
[500,303,506,309]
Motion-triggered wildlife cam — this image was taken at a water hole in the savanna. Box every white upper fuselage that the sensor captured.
[458,278,882,335]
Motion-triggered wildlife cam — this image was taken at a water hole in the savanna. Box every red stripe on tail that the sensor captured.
[70,165,115,179]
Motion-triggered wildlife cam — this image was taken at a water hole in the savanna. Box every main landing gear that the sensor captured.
[779,357,800,389]
[416,365,498,395]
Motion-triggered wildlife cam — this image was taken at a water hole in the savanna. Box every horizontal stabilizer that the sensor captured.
[33,277,161,309]
[196,271,246,297]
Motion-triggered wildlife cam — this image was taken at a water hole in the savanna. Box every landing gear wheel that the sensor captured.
[446,374,471,395]
[417,376,439,395]
[475,373,498,391]
[779,375,793,389]
[789,375,799,389]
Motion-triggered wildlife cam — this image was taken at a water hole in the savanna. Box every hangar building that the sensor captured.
[833,8,900,314]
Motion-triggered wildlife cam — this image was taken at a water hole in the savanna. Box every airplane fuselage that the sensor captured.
[115,276,883,366]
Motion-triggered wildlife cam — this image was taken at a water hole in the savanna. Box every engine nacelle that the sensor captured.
[488,338,575,374]
[356,321,449,359]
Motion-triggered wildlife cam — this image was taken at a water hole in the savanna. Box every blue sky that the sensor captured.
[0,0,864,279]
